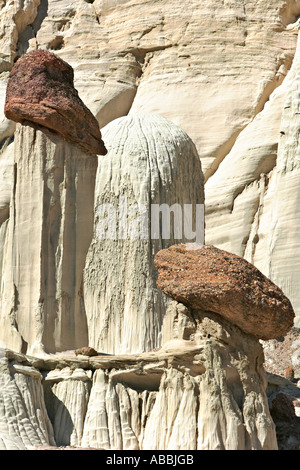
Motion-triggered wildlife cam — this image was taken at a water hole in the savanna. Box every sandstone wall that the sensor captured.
[205,31,300,327]
[1,0,300,324]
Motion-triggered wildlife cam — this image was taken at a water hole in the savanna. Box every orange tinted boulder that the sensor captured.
[155,244,295,340]
[4,49,107,156]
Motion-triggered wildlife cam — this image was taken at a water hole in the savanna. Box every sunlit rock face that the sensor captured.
[0,0,299,452]
[1,0,300,324]
[83,113,204,355]
[0,321,280,451]
[0,123,98,355]
[205,32,300,327]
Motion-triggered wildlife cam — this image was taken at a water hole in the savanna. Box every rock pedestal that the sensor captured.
[0,124,98,354]
[0,50,106,355]
[83,113,204,354]
[160,302,278,450]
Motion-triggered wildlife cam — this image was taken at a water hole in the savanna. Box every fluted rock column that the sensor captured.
[83,113,204,354]
[0,124,98,354]
[158,302,278,450]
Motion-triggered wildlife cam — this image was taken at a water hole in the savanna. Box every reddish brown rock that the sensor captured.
[155,244,295,340]
[4,50,107,156]
[285,366,295,381]
[75,346,98,357]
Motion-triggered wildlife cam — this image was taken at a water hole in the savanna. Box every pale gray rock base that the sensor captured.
[0,355,55,450]
[0,302,291,450]
[0,124,97,355]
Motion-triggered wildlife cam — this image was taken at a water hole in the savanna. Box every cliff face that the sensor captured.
[205,31,300,327]
[1,0,300,323]
[1,0,300,452]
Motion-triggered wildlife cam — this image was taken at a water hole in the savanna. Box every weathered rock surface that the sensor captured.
[0,300,297,450]
[0,124,97,355]
[43,367,92,446]
[0,312,281,451]
[155,244,295,340]
[0,0,300,452]
[4,50,107,156]
[204,31,300,328]
[1,0,299,163]
[1,0,300,325]
[83,113,204,354]
[75,347,98,357]
[3,0,297,154]
[0,354,55,450]
[268,387,300,450]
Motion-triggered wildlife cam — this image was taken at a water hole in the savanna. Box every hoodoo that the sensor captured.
[0,50,105,354]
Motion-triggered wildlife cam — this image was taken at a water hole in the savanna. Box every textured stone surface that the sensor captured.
[0,357,55,450]
[1,0,299,164]
[83,113,204,354]
[270,392,296,423]
[0,124,97,355]
[75,347,98,357]
[269,391,300,450]
[1,0,300,326]
[0,319,279,451]
[0,0,300,451]
[204,31,300,328]
[43,367,92,446]
[155,244,295,340]
[4,50,107,156]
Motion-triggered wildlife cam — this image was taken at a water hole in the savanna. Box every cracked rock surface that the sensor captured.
[4,50,107,155]
[155,244,295,340]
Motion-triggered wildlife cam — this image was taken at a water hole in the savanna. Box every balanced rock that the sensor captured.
[155,244,295,340]
[4,49,107,156]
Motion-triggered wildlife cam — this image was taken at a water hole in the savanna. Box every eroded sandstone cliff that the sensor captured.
[1,0,300,324]
[0,0,300,452]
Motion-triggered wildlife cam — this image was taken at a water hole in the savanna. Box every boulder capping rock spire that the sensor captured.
[155,243,295,340]
[4,49,107,156]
